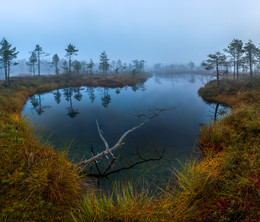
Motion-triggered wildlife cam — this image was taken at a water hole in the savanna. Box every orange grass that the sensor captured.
[0,73,148,221]
[72,77,260,221]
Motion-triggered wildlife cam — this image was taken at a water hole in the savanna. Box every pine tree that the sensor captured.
[0,38,19,84]
[34,44,47,76]
[224,39,244,79]
[243,40,258,78]
[61,60,69,74]
[27,51,37,76]
[87,58,94,75]
[72,60,81,77]
[116,59,122,73]
[52,54,60,75]
[132,60,145,74]
[201,51,226,88]
[99,51,109,76]
[188,61,195,73]
[65,44,78,79]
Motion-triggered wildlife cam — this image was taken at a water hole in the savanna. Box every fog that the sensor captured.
[1,0,260,66]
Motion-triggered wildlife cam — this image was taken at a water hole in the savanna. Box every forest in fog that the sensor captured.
[1,37,260,83]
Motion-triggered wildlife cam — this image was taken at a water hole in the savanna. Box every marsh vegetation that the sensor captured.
[0,21,259,222]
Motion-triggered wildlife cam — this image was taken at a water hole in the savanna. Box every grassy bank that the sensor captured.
[1,75,259,221]
[0,74,149,221]
[72,78,259,221]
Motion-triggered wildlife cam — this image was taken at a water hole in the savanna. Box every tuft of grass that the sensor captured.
[71,183,154,222]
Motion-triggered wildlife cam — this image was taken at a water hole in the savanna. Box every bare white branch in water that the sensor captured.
[76,107,175,168]
[96,119,109,152]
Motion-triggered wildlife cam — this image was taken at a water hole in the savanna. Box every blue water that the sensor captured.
[22,74,227,188]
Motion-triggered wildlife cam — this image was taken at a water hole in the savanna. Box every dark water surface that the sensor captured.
[22,74,227,189]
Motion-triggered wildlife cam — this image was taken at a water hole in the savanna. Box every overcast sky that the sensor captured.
[0,0,260,65]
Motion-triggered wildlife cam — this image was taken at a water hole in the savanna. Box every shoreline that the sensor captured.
[1,76,259,221]
[0,73,150,221]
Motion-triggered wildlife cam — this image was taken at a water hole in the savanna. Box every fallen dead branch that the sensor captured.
[76,107,175,168]
[86,147,165,179]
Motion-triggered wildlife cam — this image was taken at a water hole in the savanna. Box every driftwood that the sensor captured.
[76,107,174,168]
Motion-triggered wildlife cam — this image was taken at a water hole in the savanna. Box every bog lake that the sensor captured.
[22,74,228,189]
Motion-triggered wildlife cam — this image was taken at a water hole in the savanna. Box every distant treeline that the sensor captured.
[154,39,260,77]
[152,61,205,74]
[0,38,146,83]
[201,39,260,79]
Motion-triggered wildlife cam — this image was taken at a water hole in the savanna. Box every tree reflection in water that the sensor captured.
[30,94,51,115]
[115,88,120,95]
[101,87,111,108]
[86,87,96,103]
[53,89,61,104]
[74,87,83,102]
[63,88,80,118]
[30,84,147,118]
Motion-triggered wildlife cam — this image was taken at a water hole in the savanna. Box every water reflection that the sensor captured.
[74,87,83,102]
[22,74,229,189]
[30,94,51,115]
[53,90,61,104]
[29,83,147,117]
[85,145,165,188]
[101,88,111,108]
[189,74,196,83]
[208,102,229,122]
[115,88,121,95]
[63,88,80,118]
[86,87,96,103]
[30,95,39,108]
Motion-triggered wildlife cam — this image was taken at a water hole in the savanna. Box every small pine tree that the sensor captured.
[224,39,244,79]
[27,51,37,75]
[243,40,259,78]
[99,51,109,76]
[52,54,60,75]
[34,44,47,76]
[87,59,94,75]
[62,60,69,74]
[65,44,78,79]
[0,38,19,84]
[72,60,82,77]
[201,51,226,88]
